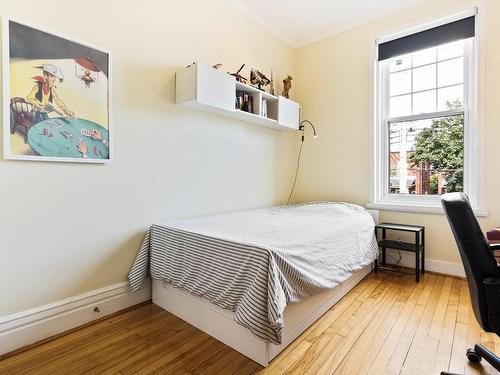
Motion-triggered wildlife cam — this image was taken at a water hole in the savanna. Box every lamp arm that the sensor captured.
[299,120,317,137]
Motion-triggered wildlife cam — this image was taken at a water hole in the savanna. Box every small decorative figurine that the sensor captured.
[269,69,275,96]
[80,70,95,88]
[74,57,100,88]
[250,68,271,91]
[229,64,247,83]
[282,75,293,98]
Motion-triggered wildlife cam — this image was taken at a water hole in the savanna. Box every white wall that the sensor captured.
[0,0,296,316]
[294,0,500,267]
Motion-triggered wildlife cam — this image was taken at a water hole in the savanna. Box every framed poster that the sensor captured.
[2,17,112,163]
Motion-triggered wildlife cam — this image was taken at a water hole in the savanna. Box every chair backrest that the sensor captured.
[441,192,499,331]
[10,97,35,124]
[10,97,34,112]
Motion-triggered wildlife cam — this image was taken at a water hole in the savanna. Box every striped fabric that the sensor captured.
[128,202,378,344]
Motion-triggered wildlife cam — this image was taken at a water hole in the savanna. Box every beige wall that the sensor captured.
[3,0,498,318]
[294,0,500,266]
[0,0,296,316]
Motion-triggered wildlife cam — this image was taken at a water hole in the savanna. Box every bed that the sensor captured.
[129,202,379,366]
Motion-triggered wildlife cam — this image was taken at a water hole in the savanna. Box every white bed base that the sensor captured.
[152,209,379,367]
[153,263,372,366]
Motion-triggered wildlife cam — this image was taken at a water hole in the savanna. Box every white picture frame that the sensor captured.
[2,16,112,163]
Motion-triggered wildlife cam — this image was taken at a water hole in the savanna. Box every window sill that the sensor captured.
[366,201,488,217]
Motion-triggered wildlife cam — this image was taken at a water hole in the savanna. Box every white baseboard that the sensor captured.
[0,252,463,358]
[385,249,465,278]
[0,279,152,356]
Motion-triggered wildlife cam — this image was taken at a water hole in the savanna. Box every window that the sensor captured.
[371,13,483,213]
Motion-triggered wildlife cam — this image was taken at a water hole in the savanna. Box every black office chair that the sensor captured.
[441,193,500,373]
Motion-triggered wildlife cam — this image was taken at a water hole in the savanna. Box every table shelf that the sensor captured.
[377,239,424,253]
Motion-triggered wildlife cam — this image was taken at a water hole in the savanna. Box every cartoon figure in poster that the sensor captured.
[80,70,96,88]
[26,64,76,123]
[5,20,110,162]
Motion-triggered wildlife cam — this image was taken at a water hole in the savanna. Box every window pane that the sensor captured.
[412,47,436,67]
[390,70,411,96]
[390,54,411,72]
[390,95,411,117]
[438,57,463,87]
[413,90,436,114]
[438,40,464,61]
[389,115,464,195]
[438,85,464,111]
[413,64,436,92]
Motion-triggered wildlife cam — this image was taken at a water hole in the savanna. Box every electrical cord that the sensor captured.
[287,138,304,204]
[379,248,415,276]
[388,249,402,267]
[286,120,317,204]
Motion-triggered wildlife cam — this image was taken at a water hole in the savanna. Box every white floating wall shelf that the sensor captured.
[175,63,300,131]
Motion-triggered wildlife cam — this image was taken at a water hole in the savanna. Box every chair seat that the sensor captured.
[15,112,34,127]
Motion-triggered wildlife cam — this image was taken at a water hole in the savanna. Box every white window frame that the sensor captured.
[368,8,486,215]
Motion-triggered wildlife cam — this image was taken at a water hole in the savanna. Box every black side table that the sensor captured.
[374,223,425,282]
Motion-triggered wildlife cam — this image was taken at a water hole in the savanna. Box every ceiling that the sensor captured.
[228,0,431,47]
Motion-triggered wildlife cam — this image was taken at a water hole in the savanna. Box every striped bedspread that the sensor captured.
[128,202,377,344]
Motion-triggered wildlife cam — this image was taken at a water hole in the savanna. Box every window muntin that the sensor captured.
[386,40,465,119]
[389,114,464,196]
[382,39,469,197]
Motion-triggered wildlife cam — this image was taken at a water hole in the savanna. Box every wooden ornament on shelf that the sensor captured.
[250,68,271,91]
[282,75,293,98]
[229,64,247,83]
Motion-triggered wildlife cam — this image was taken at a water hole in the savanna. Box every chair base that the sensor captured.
[470,343,500,371]
[440,343,500,374]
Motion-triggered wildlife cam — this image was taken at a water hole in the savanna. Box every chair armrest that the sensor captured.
[484,277,500,333]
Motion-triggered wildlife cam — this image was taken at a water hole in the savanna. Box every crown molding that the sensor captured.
[226,0,297,48]
[295,0,434,47]
[227,0,434,49]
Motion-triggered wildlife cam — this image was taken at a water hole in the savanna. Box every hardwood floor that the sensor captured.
[1,272,498,374]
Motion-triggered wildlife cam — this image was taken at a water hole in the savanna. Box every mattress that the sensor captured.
[128,201,378,344]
